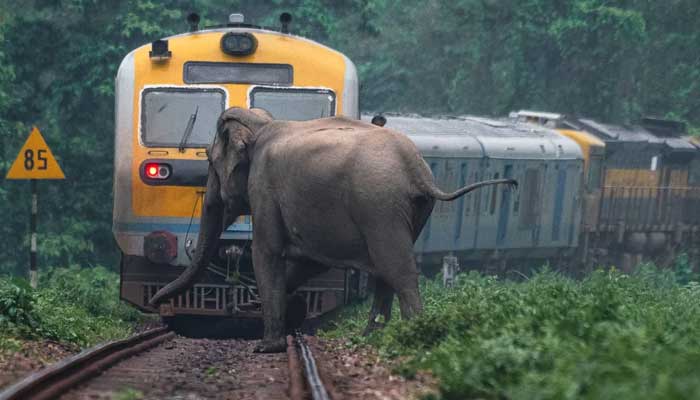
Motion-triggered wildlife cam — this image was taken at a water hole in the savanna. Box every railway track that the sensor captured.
[288,331,341,400]
[0,327,338,400]
[0,327,174,400]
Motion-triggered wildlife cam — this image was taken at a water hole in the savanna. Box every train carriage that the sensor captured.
[514,111,700,271]
[113,13,361,320]
[365,114,585,272]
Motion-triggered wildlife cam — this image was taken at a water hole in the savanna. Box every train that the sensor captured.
[112,12,700,325]
[511,111,700,272]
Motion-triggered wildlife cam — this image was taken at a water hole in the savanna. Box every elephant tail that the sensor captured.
[425,178,518,201]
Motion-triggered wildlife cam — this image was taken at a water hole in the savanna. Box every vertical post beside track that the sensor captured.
[30,179,38,289]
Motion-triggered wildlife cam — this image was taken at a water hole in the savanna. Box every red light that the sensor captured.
[146,163,159,178]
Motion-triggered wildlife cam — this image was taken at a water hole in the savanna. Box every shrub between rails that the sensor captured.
[322,263,700,400]
[0,266,141,349]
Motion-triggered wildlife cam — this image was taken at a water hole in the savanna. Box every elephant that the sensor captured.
[149,107,517,352]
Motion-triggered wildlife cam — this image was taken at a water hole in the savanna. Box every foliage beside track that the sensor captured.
[322,261,700,399]
[0,267,142,351]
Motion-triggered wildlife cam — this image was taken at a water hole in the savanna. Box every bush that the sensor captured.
[0,277,40,337]
[323,264,700,400]
[0,266,142,348]
[39,266,140,321]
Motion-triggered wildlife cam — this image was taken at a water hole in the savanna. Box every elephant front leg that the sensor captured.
[252,244,287,353]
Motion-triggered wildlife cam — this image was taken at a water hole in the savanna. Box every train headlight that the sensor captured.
[149,39,171,61]
[220,32,257,56]
[144,162,171,180]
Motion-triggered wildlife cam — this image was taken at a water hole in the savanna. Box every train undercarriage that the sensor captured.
[120,239,368,335]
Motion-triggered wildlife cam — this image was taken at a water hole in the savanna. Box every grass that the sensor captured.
[321,258,700,400]
[0,266,143,350]
[113,388,144,400]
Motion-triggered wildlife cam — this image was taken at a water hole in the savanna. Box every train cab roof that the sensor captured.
[686,136,700,149]
[362,114,583,161]
[513,110,697,156]
[572,118,696,156]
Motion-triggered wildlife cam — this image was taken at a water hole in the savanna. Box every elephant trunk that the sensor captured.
[148,169,225,308]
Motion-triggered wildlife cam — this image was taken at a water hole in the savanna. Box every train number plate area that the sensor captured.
[183,61,293,85]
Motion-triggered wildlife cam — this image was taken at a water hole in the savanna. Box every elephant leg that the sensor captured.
[252,245,286,352]
[366,229,423,320]
[284,259,329,331]
[363,278,394,336]
[285,258,330,294]
[253,204,287,353]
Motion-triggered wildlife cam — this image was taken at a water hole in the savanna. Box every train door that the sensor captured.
[551,165,568,242]
[496,165,514,246]
[519,164,544,247]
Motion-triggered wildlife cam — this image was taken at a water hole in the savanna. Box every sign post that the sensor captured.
[5,127,65,288]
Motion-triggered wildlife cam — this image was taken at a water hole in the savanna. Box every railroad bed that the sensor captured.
[0,328,342,400]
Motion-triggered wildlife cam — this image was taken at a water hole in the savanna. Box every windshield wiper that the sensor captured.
[178,106,199,153]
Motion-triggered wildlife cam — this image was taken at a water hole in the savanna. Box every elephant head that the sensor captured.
[148,107,273,307]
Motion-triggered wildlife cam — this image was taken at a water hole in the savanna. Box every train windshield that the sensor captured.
[250,87,335,121]
[141,87,226,147]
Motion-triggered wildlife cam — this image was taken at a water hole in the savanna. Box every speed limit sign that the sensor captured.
[5,126,64,288]
[6,126,65,180]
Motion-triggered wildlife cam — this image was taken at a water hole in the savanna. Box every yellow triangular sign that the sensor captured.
[6,127,65,179]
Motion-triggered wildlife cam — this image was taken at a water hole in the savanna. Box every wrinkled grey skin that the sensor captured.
[149,107,517,352]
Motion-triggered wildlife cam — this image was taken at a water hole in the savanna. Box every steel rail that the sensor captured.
[295,331,331,400]
[0,326,174,400]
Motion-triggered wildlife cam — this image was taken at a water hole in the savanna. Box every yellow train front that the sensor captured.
[112,13,360,322]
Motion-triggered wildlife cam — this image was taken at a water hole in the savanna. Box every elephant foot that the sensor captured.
[254,337,287,353]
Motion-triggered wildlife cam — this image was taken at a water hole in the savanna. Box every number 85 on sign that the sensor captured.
[5,127,65,180]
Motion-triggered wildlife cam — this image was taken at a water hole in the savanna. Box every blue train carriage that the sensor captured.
[112,13,362,320]
[368,114,585,274]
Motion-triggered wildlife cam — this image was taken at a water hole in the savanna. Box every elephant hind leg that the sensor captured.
[284,259,329,331]
[365,228,423,320]
[363,278,394,336]
[285,258,330,294]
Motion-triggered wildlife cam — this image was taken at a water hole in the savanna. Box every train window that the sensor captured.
[464,171,475,216]
[440,160,456,213]
[184,62,293,85]
[141,87,226,148]
[519,168,542,228]
[455,163,468,237]
[250,87,335,121]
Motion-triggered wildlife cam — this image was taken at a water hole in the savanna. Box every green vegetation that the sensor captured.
[0,267,142,350]
[113,388,145,400]
[323,262,700,399]
[1,1,700,275]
